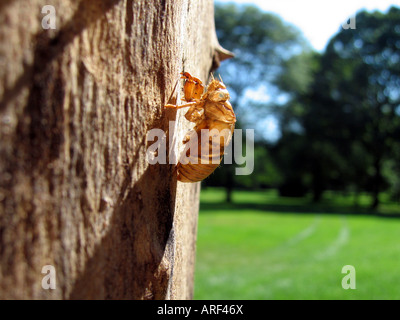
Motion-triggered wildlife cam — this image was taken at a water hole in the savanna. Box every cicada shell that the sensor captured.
[165,72,236,182]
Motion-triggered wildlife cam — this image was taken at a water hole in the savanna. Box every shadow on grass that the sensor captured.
[200,200,400,218]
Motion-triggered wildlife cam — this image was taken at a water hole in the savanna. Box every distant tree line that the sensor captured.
[205,3,400,209]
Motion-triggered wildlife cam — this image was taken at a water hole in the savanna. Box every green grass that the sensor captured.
[194,188,400,299]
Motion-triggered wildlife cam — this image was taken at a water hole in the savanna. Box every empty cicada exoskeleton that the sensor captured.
[165,72,236,182]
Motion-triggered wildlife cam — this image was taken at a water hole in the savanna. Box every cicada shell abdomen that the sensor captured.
[177,114,235,183]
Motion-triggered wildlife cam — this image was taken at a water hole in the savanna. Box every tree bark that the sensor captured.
[0,0,229,300]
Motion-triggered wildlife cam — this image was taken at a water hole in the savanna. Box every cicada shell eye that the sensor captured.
[219,90,229,100]
[209,89,230,102]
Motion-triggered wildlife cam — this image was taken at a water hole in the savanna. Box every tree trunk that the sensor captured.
[225,165,234,203]
[371,157,382,210]
[0,0,230,300]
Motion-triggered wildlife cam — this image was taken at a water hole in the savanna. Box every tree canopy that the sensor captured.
[205,3,312,198]
[276,6,400,207]
[207,3,400,209]
[214,3,312,135]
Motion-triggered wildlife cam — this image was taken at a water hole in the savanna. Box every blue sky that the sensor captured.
[216,0,399,51]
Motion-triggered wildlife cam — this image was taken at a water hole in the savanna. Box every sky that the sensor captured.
[216,0,399,51]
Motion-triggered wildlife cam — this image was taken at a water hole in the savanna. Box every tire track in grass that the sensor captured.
[315,216,350,260]
[264,215,321,262]
[264,215,321,294]
[284,215,321,247]
[198,215,322,297]
[255,214,320,289]
[267,216,349,297]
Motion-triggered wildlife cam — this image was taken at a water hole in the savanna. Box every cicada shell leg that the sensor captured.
[164,101,199,109]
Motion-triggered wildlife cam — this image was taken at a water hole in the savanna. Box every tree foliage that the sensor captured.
[276,6,400,207]
[214,3,311,129]
[210,3,400,209]
[204,3,312,198]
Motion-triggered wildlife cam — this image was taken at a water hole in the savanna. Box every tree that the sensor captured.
[317,7,399,208]
[205,3,311,200]
[215,3,310,126]
[278,7,400,207]
[0,0,228,299]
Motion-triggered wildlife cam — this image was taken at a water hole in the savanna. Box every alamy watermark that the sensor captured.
[41,265,56,290]
[342,15,356,30]
[41,5,56,30]
[146,121,254,175]
[341,265,356,289]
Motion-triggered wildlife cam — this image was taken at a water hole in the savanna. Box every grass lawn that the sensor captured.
[194,188,400,299]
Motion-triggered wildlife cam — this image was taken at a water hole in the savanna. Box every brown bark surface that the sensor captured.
[0,0,229,299]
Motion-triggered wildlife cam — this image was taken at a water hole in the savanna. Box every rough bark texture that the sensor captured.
[0,0,228,299]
